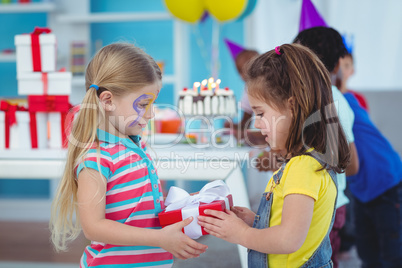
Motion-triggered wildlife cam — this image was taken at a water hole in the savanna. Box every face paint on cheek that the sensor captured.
[129,93,156,127]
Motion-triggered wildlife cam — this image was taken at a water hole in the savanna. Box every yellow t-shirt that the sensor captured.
[265,155,337,267]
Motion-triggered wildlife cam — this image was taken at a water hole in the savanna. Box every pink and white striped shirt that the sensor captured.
[75,128,173,267]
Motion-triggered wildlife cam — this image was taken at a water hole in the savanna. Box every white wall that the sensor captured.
[246,0,402,91]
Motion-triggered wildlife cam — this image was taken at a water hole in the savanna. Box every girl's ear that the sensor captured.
[287,96,295,117]
[99,91,114,112]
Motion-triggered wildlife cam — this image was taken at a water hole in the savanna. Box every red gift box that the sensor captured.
[28,95,70,112]
[158,194,233,237]
[0,100,28,148]
[28,95,73,148]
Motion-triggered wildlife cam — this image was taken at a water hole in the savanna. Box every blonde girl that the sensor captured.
[198,44,350,267]
[50,43,207,267]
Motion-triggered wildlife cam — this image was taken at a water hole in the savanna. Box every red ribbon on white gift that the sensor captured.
[164,180,231,239]
[0,101,28,148]
[41,72,48,95]
[30,27,52,72]
[28,96,73,149]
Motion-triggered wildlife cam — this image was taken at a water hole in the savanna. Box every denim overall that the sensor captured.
[248,155,338,268]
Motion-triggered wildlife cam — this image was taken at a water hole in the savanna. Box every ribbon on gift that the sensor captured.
[41,72,48,95]
[41,68,67,95]
[28,95,72,149]
[30,27,52,72]
[164,180,231,239]
[0,100,28,148]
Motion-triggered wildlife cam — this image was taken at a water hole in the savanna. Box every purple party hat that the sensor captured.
[224,38,245,61]
[299,0,328,32]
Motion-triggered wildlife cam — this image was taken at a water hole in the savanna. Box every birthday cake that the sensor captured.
[178,78,237,116]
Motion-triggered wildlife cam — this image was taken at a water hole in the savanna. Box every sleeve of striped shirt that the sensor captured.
[75,148,113,180]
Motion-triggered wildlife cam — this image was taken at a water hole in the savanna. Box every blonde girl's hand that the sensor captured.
[231,206,256,227]
[159,217,208,260]
[198,209,250,245]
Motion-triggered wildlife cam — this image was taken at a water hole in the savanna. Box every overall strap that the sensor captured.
[300,151,339,268]
[305,151,338,187]
[272,162,287,184]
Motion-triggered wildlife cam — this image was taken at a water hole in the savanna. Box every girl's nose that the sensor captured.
[254,118,262,129]
[143,105,154,120]
[150,106,155,119]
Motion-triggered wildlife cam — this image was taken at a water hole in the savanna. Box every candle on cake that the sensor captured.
[201,79,207,91]
[211,83,216,91]
[215,79,221,91]
[208,77,214,90]
[193,82,200,93]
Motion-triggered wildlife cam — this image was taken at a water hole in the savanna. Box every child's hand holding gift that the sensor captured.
[197,208,251,245]
[231,206,256,226]
[159,216,208,259]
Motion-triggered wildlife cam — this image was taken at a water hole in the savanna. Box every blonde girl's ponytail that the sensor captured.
[50,86,102,252]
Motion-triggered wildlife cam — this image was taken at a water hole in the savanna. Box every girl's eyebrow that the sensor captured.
[251,106,262,109]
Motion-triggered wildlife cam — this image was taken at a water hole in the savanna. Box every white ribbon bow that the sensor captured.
[164,180,231,239]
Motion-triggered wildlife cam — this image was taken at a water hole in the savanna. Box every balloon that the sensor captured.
[205,0,248,22]
[237,0,257,21]
[164,0,205,23]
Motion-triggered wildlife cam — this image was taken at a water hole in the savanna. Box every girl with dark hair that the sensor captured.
[198,44,350,267]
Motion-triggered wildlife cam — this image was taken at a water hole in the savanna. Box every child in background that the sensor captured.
[343,72,402,267]
[198,44,350,267]
[50,43,207,267]
[338,53,369,111]
[227,48,264,145]
[293,26,359,268]
[337,52,362,256]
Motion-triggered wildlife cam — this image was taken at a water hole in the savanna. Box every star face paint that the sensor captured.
[129,93,156,127]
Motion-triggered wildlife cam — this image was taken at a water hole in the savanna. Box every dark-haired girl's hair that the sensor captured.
[246,43,350,173]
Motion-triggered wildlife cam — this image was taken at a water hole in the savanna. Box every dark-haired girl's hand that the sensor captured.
[198,209,250,245]
[231,206,256,227]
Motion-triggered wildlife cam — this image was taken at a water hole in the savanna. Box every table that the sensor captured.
[0,143,251,268]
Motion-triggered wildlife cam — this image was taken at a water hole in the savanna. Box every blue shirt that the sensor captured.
[344,93,402,202]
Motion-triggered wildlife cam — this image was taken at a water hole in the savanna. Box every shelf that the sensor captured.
[0,149,67,160]
[71,75,85,87]
[71,74,176,87]
[57,11,172,23]
[0,53,16,62]
[0,2,56,13]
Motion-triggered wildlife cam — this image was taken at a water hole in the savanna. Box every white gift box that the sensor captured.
[35,112,49,149]
[35,113,68,149]
[48,112,63,149]
[14,33,56,74]
[9,111,32,149]
[0,111,4,150]
[17,72,72,96]
[0,110,66,150]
